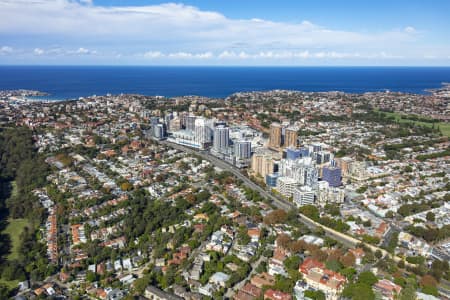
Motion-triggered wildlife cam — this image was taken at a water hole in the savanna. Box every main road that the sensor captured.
[159,139,416,260]
[160,140,293,211]
[159,140,358,247]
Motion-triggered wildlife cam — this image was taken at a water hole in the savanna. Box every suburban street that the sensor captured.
[224,255,267,299]
[160,140,421,261]
[160,141,359,246]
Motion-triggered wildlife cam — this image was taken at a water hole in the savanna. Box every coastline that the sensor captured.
[1,66,450,100]
[13,81,450,103]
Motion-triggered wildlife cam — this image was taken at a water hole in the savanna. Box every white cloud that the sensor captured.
[0,1,418,50]
[29,47,97,56]
[0,46,410,62]
[139,50,402,61]
[404,26,416,34]
[218,51,235,59]
[71,47,97,55]
[195,52,213,59]
[143,51,213,59]
[75,47,89,54]
[0,46,13,55]
[215,50,400,60]
[0,1,447,64]
[144,51,164,58]
[33,48,44,55]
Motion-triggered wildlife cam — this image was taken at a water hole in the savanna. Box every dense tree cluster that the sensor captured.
[0,127,49,222]
[0,126,51,296]
[405,224,450,243]
[398,202,440,217]
[342,271,378,300]
[383,138,443,152]
[416,148,450,161]
[299,205,349,233]
[263,209,287,225]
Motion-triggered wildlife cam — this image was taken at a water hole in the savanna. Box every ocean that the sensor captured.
[0,66,450,100]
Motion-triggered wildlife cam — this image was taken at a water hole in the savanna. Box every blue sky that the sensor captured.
[0,0,449,65]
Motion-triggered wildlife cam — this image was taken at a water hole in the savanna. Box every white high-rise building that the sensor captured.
[234,140,251,159]
[293,186,315,207]
[279,157,318,187]
[276,176,298,198]
[185,115,197,132]
[317,181,345,206]
[153,123,166,140]
[213,125,230,154]
[194,117,212,149]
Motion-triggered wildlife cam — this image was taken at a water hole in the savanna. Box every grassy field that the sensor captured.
[0,183,26,290]
[2,218,29,261]
[379,110,450,137]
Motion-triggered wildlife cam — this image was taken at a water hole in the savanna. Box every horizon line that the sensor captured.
[1,64,450,68]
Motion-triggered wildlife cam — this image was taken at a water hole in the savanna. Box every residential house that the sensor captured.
[264,289,292,300]
[373,279,402,300]
[209,272,230,288]
[299,258,346,300]
[251,272,275,288]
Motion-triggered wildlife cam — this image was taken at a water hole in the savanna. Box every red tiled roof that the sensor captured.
[264,289,292,300]
[241,283,262,298]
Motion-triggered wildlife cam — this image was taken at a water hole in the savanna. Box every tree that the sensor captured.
[185,193,196,204]
[86,270,97,282]
[429,259,449,281]
[263,209,288,225]
[325,260,343,272]
[420,275,437,288]
[324,204,340,216]
[406,256,425,265]
[284,255,302,272]
[237,226,251,245]
[0,284,10,299]
[327,249,343,262]
[385,210,394,218]
[341,267,357,280]
[426,212,435,222]
[133,276,151,294]
[357,271,378,286]
[421,285,439,297]
[342,283,375,300]
[362,235,380,245]
[288,240,307,253]
[304,290,326,300]
[375,250,383,259]
[404,166,413,173]
[356,186,368,194]
[196,190,211,202]
[299,205,320,221]
[276,234,291,249]
[273,274,295,293]
[399,284,416,300]
[310,248,328,262]
[340,252,356,267]
[120,181,133,191]
[255,261,267,274]
[324,237,338,248]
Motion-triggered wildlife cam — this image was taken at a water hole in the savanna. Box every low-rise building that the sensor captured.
[299,258,346,300]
